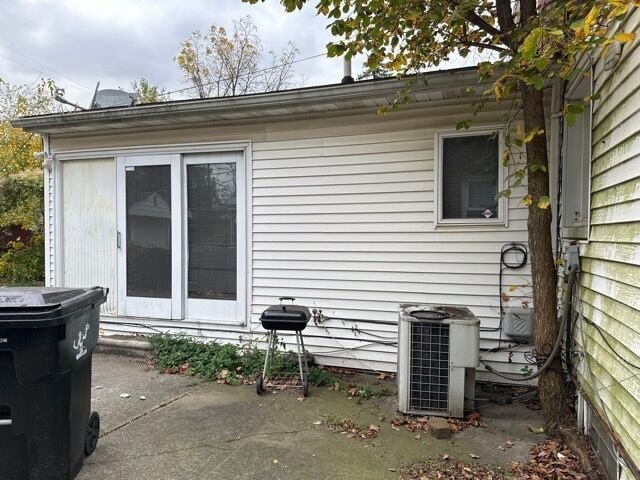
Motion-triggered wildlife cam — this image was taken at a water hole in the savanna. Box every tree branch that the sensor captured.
[520,0,538,24]
[464,10,502,37]
[496,0,517,49]
[460,40,510,52]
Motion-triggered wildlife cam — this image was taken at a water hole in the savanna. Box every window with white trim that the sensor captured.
[436,129,506,226]
[562,75,592,239]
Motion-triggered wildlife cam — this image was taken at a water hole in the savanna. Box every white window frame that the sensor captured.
[561,72,592,241]
[434,127,507,227]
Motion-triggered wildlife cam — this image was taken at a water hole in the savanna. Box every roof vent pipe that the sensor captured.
[341,57,355,84]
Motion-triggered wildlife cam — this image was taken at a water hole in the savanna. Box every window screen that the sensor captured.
[441,134,499,220]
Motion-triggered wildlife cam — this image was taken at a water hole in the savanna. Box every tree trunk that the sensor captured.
[520,83,568,430]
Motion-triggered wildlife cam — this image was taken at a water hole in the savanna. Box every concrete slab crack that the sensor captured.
[99,383,206,438]
[86,427,313,466]
[223,427,314,443]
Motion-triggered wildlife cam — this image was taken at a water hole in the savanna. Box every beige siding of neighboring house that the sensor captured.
[50,98,534,377]
[570,8,640,478]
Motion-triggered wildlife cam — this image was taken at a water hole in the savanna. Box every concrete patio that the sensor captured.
[79,353,546,480]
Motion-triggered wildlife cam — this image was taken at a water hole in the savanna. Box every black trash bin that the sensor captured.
[0,286,108,480]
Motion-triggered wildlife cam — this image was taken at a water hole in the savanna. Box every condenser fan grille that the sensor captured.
[409,322,450,413]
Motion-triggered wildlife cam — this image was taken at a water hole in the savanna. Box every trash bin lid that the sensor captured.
[0,286,107,327]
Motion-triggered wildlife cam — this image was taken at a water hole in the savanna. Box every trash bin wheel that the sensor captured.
[303,378,309,397]
[84,411,100,456]
[256,375,264,395]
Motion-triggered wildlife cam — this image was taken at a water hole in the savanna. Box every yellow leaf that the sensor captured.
[614,32,636,43]
[493,82,504,102]
[537,195,551,209]
[522,195,533,207]
[509,285,518,292]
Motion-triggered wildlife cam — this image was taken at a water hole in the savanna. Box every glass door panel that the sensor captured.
[126,165,172,298]
[185,154,241,322]
[118,155,180,320]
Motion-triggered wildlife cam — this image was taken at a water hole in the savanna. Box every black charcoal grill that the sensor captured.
[256,297,311,396]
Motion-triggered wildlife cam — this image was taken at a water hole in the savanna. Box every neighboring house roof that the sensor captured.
[12,67,481,134]
[129,193,171,219]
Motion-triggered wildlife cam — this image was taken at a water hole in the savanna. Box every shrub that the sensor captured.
[0,170,44,285]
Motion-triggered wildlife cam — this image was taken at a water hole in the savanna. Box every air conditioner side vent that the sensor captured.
[409,322,450,413]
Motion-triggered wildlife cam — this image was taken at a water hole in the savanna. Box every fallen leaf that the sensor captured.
[313,421,322,426]
[120,393,130,399]
[297,396,305,402]
[377,373,387,380]
[528,425,545,434]
[273,459,279,464]
[469,454,480,459]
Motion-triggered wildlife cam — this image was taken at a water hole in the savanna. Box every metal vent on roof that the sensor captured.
[409,322,450,413]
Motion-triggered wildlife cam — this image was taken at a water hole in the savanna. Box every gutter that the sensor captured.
[11,68,482,132]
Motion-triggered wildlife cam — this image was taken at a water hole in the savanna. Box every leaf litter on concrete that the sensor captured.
[400,439,594,480]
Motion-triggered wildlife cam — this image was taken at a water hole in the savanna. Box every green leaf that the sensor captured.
[456,120,471,130]
[537,195,551,209]
[533,58,549,72]
[532,75,544,90]
[519,28,543,59]
[567,103,584,115]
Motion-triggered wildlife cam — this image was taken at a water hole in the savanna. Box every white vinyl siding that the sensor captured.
[249,121,530,376]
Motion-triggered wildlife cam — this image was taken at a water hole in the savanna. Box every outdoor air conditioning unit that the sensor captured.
[398,304,480,418]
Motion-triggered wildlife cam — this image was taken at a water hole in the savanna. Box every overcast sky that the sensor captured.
[0,0,475,106]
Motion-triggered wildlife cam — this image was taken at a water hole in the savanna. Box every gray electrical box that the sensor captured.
[503,307,533,342]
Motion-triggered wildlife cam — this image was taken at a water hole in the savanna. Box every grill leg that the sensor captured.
[262,330,275,379]
[299,333,309,376]
[295,332,305,383]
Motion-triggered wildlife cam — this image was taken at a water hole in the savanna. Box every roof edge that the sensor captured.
[12,67,481,132]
